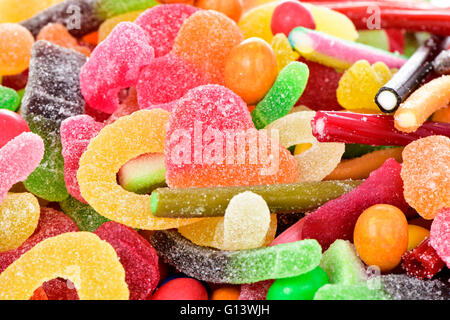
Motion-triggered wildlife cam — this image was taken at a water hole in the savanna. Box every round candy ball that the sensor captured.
[224,37,278,105]
[354,204,408,272]
[210,285,240,300]
[271,1,316,37]
[152,278,208,300]
[195,0,243,22]
[0,109,30,148]
[266,267,329,300]
[0,23,34,76]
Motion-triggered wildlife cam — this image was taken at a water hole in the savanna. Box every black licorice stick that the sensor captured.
[433,50,450,75]
[375,35,447,113]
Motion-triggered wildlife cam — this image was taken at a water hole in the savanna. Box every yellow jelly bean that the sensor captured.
[407,224,430,251]
[0,192,40,252]
[271,33,300,73]
[0,232,129,300]
[77,109,201,230]
[98,10,144,43]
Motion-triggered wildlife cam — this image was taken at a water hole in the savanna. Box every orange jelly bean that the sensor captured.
[225,37,278,105]
[354,204,408,272]
[407,224,430,251]
[196,0,243,22]
[211,286,241,300]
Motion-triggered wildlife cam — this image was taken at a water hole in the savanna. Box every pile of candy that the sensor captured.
[0,0,449,300]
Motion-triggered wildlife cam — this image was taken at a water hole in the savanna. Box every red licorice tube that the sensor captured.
[311,111,450,146]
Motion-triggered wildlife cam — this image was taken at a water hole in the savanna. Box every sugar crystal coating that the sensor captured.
[314,282,390,300]
[430,208,450,268]
[381,274,450,300]
[59,196,109,232]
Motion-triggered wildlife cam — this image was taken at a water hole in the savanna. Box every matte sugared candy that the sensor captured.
[61,115,105,203]
[172,10,244,85]
[80,22,154,114]
[0,193,40,252]
[150,230,322,284]
[0,85,20,111]
[135,4,199,58]
[152,278,208,300]
[60,196,109,232]
[137,54,211,112]
[0,23,34,76]
[320,240,367,285]
[98,10,144,43]
[381,274,450,300]
[402,238,445,280]
[165,85,298,188]
[239,280,274,301]
[430,208,450,268]
[271,33,300,73]
[105,87,140,125]
[0,132,44,203]
[314,282,389,300]
[95,222,160,300]
[337,60,393,111]
[401,136,450,219]
[0,232,129,300]
[21,41,87,201]
[77,109,200,230]
[37,23,91,56]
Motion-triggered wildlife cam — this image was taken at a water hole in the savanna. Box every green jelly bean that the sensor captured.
[0,85,21,111]
[320,240,367,285]
[60,196,109,232]
[150,180,362,218]
[314,282,390,300]
[150,230,322,284]
[251,61,309,129]
[267,266,329,300]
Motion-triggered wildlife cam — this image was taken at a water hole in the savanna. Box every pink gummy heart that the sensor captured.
[61,115,105,203]
[95,222,160,300]
[135,4,199,58]
[430,207,450,268]
[0,132,44,203]
[165,84,298,188]
[80,22,154,114]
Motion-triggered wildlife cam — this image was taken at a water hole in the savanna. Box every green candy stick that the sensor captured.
[60,196,109,232]
[251,61,309,129]
[0,85,21,112]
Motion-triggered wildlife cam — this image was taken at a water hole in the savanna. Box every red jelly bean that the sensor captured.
[152,278,208,300]
[0,109,30,148]
[271,1,316,37]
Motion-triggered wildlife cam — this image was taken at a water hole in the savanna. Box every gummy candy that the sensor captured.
[60,115,105,203]
[314,282,389,300]
[21,41,87,201]
[80,22,154,114]
[430,208,450,268]
[239,280,274,301]
[164,85,298,188]
[401,136,450,220]
[381,274,450,300]
[59,196,109,232]
[0,23,34,76]
[95,221,159,300]
[196,0,243,22]
[0,193,40,252]
[224,37,278,105]
[152,278,208,300]
[150,230,322,284]
[407,225,429,251]
[320,240,367,285]
[0,85,20,111]
[77,109,200,230]
[137,54,211,112]
[0,232,129,300]
[172,10,244,84]
[0,132,44,203]
[238,2,277,43]
[271,1,315,38]
[271,33,300,73]
[105,87,140,125]
[402,238,445,280]
[354,204,409,272]
[0,0,64,23]
[0,111,31,150]
[41,278,79,300]
[37,23,91,56]
[135,4,199,58]
[357,30,390,52]
[337,60,393,111]
[98,10,144,43]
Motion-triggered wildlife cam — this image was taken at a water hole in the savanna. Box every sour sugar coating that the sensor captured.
[0,232,129,300]
[60,196,109,232]
[289,27,406,70]
[401,136,450,220]
[402,238,445,280]
[271,33,300,73]
[0,132,44,203]
[94,222,160,300]
[61,115,105,203]
[80,22,154,114]
[172,10,244,85]
[0,193,40,252]
[137,54,211,112]
[381,274,450,300]
[150,230,322,284]
[77,109,200,230]
[395,75,450,133]
[0,85,21,111]
[430,208,450,268]
[251,61,309,129]
[135,4,199,58]
[0,23,34,76]
[320,240,367,285]
[165,85,298,188]
[314,282,390,300]
[37,23,91,56]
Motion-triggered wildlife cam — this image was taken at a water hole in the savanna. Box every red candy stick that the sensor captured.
[311,111,450,146]
[402,238,445,280]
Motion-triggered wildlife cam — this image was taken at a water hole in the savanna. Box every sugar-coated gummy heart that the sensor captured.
[0,207,78,274]
[0,132,44,203]
[137,54,211,112]
[401,136,450,220]
[314,282,390,300]
[151,230,322,284]
[61,115,105,203]
[152,278,208,300]
[0,23,34,76]
[77,109,200,230]
[95,222,160,300]
[59,196,109,232]
[165,84,298,188]
[430,208,450,268]
[0,232,129,300]
[381,274,450,300]
[80,22,154,114]
[0,193,40,252]
[0,109,30,149]
[21,40,87,201]
[172,10,243,85]
[135,4,199,58]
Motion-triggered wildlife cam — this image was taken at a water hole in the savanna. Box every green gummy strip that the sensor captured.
[314,282,390,300]
[60,196,109,232]
[96,0,159,19]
